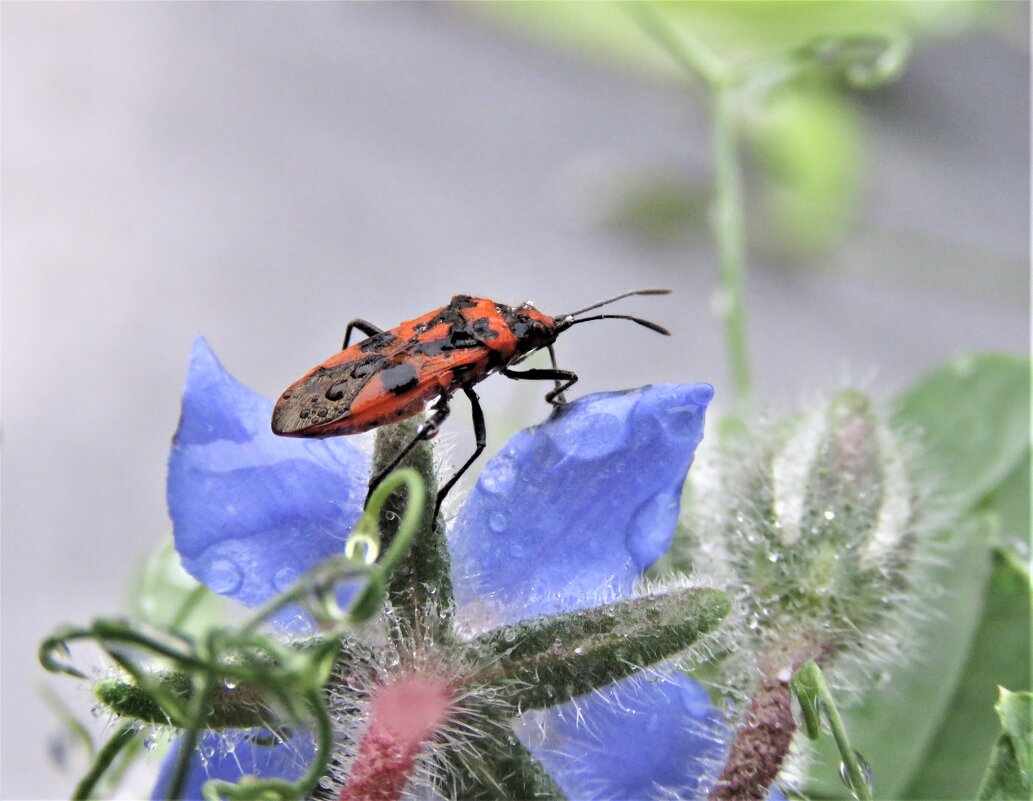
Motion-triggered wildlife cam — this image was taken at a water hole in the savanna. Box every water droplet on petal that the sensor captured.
[480,456,517,496]
[143,736,157,751]
[532,440,566,472]
[273,566,298,593]
[90,704,104,718]
[489,512,507,533]
[658,393,710,440]
[677,682,712,718]
[206,559,243,595]
[625,492,680,570]
[546,410,627,460]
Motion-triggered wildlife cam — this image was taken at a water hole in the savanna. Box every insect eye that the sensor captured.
[325,381,349,401]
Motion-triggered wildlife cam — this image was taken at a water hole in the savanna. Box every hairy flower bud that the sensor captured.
[683,390,925,695]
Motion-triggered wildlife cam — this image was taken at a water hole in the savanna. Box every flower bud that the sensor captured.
[770,390,914,597]
[682,390,924,694]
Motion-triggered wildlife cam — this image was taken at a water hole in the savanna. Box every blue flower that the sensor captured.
[157,337,758,800]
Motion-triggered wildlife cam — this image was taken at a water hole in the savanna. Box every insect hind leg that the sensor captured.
[365,394,450,508]
[435,385,486,516]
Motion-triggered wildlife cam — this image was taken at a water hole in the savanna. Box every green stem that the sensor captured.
[72,723,138,800]
[632,3,753,406]
[164,675,215,800]
[712,87,752,405]
[791,660,873,801]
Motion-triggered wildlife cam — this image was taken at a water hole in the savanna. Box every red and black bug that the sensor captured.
[272,290,671,513]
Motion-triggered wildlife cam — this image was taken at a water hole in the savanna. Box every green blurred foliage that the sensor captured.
[976,688,1033,800]
[744,84,860,256]
[478,1,980,76]
[905,542,1031,798]
[807,355,1031,799]
[129,540,232,638]
[477,1,995,258]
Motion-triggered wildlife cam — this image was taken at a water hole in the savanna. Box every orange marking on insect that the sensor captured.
[272,291,672,511]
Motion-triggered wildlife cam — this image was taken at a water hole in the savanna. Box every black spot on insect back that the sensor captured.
[325,381,349,402]
[359,332,398,353]
[380,361,420,395]
[470,317,499,339]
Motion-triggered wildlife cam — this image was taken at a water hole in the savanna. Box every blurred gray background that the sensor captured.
[2,3,1028,798]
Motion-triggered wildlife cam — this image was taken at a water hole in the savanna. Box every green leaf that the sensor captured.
[902,456,1031,799]
[976,689,1033,800]
[892,354,1031,521]
[439,729,568,801]
[468,586,730,710]
[94,673,269,729]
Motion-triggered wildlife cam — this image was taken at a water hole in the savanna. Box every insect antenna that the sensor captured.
[563,288,671,318]
[561,314,670,336]
[555,289,672,335]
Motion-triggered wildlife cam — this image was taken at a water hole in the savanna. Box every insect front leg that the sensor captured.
[365,394,451,508]
[435,385,486,516]
[342,319,385,350]
[502,366,579,406]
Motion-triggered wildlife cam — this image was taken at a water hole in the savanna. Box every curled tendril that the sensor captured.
[723,32,911,94]
[39,468,426,801]
[798,33,911,89]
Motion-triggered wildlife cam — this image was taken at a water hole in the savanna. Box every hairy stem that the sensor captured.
[709,644,823,801]
[708,670,796,801]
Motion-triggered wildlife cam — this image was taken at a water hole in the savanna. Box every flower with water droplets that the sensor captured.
[140,337,782,800]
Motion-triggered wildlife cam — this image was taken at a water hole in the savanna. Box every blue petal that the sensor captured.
[449,384,712,622]
[515,672,729,800]
[151,729,314,800]
[168,338,370,629]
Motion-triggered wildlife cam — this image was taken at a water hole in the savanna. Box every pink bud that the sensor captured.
[339,674,454,801]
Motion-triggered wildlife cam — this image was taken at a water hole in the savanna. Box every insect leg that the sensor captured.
[365,395,451,507]
[342,319,385,350]
[547,344,565,402]
[502,367,579,406]
[435,385,486,516]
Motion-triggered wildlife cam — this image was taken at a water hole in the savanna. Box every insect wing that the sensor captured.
[341,346,492,431]
[272,336,408,436]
